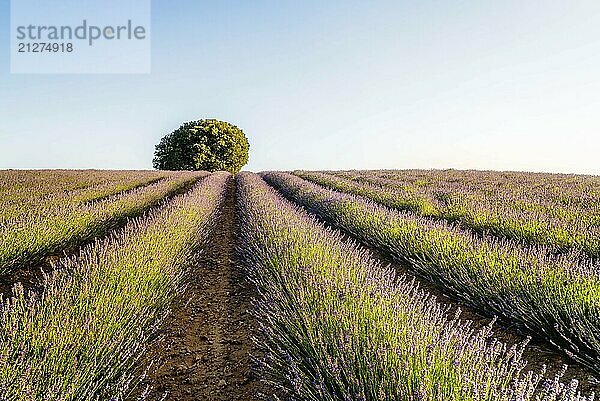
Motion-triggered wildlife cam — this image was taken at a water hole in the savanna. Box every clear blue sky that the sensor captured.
[1,1,599,173]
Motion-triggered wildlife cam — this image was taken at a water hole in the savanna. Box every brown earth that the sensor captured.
[139,178,263,401]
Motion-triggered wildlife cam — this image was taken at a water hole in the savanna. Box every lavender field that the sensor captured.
[1,169,600,400]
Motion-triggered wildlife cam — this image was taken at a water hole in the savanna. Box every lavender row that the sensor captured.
[263,171,600,374]
[341,169,600,229]
[0,170,171,210]
[297,170,600,258]
[346,169,600,207]
[0,172,229,399]
[237,172,592,400]
[0,171,206,276]
[366,169,600,208]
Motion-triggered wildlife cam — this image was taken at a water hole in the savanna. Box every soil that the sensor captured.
[139,178,262,401]
[0,262,51,300]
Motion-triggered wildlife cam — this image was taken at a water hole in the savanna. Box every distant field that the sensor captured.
[1,169,599,400]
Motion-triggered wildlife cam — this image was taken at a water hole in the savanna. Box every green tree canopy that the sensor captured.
[153,119,249,174]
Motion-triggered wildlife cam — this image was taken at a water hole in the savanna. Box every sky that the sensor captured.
[1,0,599,174]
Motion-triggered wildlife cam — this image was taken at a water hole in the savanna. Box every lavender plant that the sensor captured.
[0,172,229,400]
[263,171,600,374]
[0,170,171,214]
[237,172,593,401]
[0,171,207,275]
[294,170,600,259]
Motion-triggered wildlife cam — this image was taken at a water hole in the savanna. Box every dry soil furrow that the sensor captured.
[141,178,260,400]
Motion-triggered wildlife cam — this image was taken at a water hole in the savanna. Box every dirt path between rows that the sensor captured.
[140,178,262,401]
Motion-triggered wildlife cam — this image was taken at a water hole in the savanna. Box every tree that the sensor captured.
[153,119,249,174]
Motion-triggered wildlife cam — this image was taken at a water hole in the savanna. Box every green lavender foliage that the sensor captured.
[263,171,600,374]
[0,171,206,275]
[294,170,600,258]
[237,172,592,401]
[0,172,229,400]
